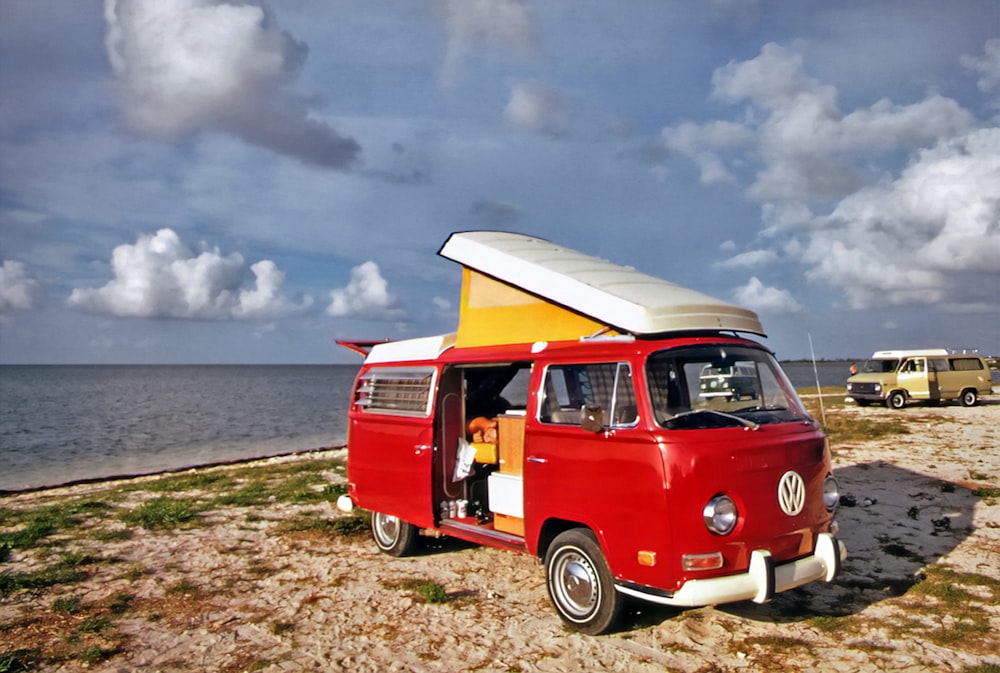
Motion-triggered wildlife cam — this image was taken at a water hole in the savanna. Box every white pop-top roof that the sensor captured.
[871,349,950,358]
[438,231,766,337]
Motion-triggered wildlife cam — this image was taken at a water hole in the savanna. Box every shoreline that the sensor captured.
[0,445,346,498]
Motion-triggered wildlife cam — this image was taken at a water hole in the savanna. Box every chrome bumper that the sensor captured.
[616,533,846,607]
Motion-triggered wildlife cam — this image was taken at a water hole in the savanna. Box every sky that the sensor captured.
[1,0,998,365]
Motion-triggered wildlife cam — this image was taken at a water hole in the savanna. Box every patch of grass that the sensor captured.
[0,555,91,596]
[145,471,232,493]
[0,519,56,549]
[52,596,82,614]
[740,635,814,653]
[89,528,133,542]
[78,615,113,634]
[165,579,201,597]
[964,665,1000,673]
[973,486,1000,498]
[271,474,333,504]
[807,614,855,633]
[106,592,133,615]
[385,578,450,604]
[328,515,367,536]
[119,497,199,529]
[0,499,114,550]
[820,412,910,443]
[0,544,10,563]
[0,565,84,595]
[0,648,40,673]
[213,480,270,508]
[78,645,116,665]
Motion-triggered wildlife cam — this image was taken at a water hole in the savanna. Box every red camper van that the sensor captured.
[337,231,845,635]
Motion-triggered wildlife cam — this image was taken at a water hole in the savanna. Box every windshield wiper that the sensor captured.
[667,408,760,430]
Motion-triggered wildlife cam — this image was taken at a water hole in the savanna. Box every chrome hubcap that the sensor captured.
[554,550,598,618]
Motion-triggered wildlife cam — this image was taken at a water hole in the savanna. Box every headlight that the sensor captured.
[874,384,882,392]
[703,494,738,535]
[846,383,853,391]
[823,475,840,511]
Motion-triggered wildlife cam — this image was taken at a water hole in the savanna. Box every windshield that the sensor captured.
[646,345,811,429]
[861,359,899,373]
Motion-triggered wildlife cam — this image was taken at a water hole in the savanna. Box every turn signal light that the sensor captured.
[682,552,724,571]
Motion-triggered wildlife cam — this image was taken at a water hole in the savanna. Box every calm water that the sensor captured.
[1,365,359,491]
[0,361,853,492]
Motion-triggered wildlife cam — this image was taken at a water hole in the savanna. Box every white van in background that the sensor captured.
[846,349,992,409]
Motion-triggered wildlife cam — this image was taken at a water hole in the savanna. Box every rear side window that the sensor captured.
[951,358,984,371]
[355,367,436,416]
[540,362,637,427]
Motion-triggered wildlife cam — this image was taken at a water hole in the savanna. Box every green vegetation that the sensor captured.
[385,578,451,604]
[119,497,200,529]
[821,413,910,443]
[0,554,92,596]
[0,648,40,673]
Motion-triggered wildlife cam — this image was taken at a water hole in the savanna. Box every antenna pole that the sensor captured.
[808,333,827,427]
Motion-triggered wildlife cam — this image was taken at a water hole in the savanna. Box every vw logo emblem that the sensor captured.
[777,471,805,516]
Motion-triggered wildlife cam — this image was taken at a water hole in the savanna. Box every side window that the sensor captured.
[951,358,984,371]
[902,359,925,373]
[355,367,436,416]
[540,362,637,427]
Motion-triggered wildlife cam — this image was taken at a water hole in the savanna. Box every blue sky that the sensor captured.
[1,0,998,364]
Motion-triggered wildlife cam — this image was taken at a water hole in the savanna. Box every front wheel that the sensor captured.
[544,529,623,635]
[960,389,978,407]
[370,511,419,557]
[887,391,907,410]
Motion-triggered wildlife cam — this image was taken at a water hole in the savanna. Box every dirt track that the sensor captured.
[2,401,999,672]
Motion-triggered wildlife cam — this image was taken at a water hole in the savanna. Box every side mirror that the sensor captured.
[580,405,604,433]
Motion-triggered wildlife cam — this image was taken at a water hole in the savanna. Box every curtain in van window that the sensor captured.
[541,362,636,426]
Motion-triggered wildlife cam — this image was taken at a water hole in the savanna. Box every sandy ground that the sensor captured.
[2,400,999,673]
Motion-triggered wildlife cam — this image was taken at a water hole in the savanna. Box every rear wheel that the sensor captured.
[960,389,978,407]
[544,529,623,635]
[887,391,907,410]
[370,511,419,557]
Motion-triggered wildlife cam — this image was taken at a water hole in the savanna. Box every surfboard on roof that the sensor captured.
[437,230,765,349]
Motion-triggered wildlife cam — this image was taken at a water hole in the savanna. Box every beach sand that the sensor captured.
[2,400,999,672]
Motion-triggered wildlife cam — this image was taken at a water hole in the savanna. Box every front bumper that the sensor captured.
[615,533,846,607]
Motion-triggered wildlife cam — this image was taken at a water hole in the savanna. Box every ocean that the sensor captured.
[0,361,854,492]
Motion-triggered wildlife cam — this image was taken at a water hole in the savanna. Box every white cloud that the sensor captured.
[666,43,974,201]
[962,38,1000,106]
[103,0,359,168]
[715,249,778,269]
[434,0,537,88]
[733,277,803,314]
[68,228,309,319]
[801,127,1000,308]
[326,261,402,318]
[505,81,570,137]
[661,121,753,184]
[661,43,998,311]
[0,260,40,311]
